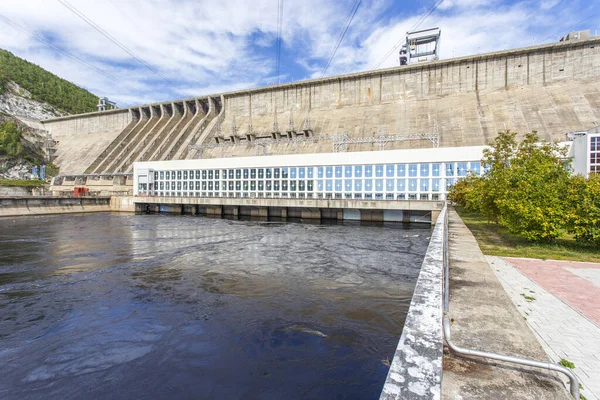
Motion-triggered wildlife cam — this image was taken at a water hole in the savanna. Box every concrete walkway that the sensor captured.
[489,256,600,400]
[442,208,570,400]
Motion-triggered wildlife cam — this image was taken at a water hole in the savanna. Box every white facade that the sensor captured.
[133,146,487,201]
[570,128,600,177]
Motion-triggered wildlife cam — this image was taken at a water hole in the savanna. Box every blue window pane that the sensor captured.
[445,163,455,177]
[298,168,305,178]
[325,166,333,178]
[420,179,429,191]
[317,180,324,191]
[375,179,384,191]
[445,178,455,189]
[326,180,333,191]
[354,165,363,177]
[375,165,384,177]
[307,168,314,178]
[345,166,352,177]
[386,179,394,191]
[281,168,289,178]
[335,166,343,178]
[397,164,406,177]
[289,168,297,179]
[432,163,441,177]
[432,178,441,192]
[354,180,362,191]
[365,165,373,177]
[457,163,468,177]
[335,180,342,191]
[469,162,481,175]
[409,164,418,177]
[386,164,394,177]
[364,179,373,191]
[420,164,430,177]
[397,179,406,191]
[408,179,418,191]
[345,180,352,191]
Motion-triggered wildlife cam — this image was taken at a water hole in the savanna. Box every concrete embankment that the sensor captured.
[0,196,135,217]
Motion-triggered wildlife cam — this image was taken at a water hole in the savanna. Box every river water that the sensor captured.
[0,213,430,399]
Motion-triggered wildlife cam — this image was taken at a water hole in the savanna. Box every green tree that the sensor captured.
[495,133,571,242]
[567,174,600,247]
[0,48,98,114]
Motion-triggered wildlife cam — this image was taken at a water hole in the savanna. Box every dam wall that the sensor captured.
[42,37,600,173]
[42,108,134,174]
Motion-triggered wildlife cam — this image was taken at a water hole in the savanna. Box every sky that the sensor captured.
[0,0,599,107]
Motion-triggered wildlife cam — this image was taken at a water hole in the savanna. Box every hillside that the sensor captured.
[0,48,98,115]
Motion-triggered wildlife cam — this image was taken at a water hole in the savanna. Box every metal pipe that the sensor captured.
[441,205,580,399]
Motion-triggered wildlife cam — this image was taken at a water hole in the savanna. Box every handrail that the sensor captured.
[441,203,580,399]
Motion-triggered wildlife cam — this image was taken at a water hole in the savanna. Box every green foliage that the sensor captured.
[559,358,575,369]
[447,174,486,213]
[0,48,98,114]
[0,179,46,187]
[0,120,45,164]
[450,130,572,242]
[567,174,600,247]
[45,162,60,178]
[0,121,24,158]
[494,133,571,242]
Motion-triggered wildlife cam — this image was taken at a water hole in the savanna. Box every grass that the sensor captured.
[559,358,575,369]
[455,207,600,263]
[0,179,46,187]
[520,293,536,302]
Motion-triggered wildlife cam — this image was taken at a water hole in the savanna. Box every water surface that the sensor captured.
[0,213,430,399]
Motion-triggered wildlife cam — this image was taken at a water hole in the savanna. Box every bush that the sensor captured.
[567,174,600,247]
[494,133,571,242]
[450,130,572,242]
[0,121,24,158]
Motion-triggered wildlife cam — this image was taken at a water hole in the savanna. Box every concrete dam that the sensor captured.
[42,37,600,175]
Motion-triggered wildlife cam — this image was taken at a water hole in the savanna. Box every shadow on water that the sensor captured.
[0,213,431,400]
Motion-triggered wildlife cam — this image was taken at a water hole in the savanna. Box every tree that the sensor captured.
[567,174,600,247]
[494,133,571,242]
[449,130,572,242]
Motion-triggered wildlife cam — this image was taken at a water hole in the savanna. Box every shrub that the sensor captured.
[567,174,600,247]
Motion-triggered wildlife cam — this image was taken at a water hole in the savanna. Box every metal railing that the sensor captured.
[441,203,580,399]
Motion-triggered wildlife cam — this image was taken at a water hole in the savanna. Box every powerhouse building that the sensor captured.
[133,128,599,200]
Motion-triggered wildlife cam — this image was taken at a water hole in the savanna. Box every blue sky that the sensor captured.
[0,0,599,108]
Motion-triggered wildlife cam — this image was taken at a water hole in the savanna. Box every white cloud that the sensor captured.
[0,0,597,109]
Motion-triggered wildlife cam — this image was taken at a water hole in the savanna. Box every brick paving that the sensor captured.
[488,256,600,400]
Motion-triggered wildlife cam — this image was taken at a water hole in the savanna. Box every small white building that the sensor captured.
[570,126,600,177]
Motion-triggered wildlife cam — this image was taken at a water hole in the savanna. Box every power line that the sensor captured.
[56,0,188,97]
[0,13,147,97]
[371,0,444,70]
[320,0,362,79]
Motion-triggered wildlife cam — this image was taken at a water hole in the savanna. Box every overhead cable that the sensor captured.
[319,0,362,78]
[0,13,146,97]
[56,0,187,97]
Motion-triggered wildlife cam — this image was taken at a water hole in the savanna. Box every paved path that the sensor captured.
[442,209,569,400]
[489,256,600,400]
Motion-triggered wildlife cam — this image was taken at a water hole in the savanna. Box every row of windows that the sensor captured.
[591,136,599,152]
[148,178,456,193]
[152,162,482,181]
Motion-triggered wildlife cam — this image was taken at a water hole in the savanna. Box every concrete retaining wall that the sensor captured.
[380,205,446,399]
[0,196,112,217]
